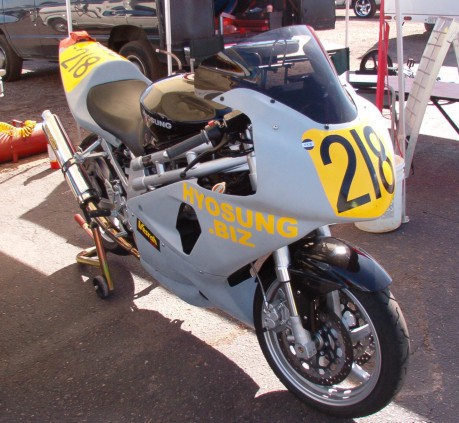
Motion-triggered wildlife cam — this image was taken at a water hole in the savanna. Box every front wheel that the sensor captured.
[254,280,409,418]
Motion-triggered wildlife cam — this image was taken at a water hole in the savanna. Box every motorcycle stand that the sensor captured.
[74,213,114,299]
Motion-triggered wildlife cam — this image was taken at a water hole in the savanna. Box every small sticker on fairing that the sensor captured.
[137,219,161,251]
[302,139,314,150]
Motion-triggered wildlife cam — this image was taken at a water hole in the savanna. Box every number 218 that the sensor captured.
[320,126,395,214]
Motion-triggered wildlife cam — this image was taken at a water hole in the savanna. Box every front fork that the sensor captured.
[272,246,318,360]
[270,226,341,360]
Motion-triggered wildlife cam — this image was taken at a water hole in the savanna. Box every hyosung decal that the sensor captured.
[183,183,298,248]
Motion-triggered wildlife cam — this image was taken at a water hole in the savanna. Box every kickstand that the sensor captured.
[75,213,114,298]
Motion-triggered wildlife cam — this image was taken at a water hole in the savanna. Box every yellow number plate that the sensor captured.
[304,124,395,218]
[60,42,127,93]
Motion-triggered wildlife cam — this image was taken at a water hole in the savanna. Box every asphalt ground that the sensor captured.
[1,11,458,423]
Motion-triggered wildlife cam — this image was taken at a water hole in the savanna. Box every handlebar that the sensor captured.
[131,111,250,172]
[166,110,250,160]
[165,124,223,160]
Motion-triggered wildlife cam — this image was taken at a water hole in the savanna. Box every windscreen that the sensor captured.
[195,26,357,124]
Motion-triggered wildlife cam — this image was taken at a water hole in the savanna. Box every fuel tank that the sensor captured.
[140,73,229,149]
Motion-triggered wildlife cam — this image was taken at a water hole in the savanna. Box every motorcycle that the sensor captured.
[42,26,409,418]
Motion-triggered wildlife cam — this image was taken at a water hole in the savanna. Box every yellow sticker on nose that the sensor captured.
[60,42,127,93]
[304,123,395,219]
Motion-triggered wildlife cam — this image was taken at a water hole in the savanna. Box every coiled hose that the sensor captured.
[0,120,36,138]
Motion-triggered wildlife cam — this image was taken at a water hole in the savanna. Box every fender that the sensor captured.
[288,236,392,294]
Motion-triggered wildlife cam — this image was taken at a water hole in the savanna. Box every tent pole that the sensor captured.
[65,0,73,35]
[393,0,408,221]
[164,0,173,75]
[345,0,350,48]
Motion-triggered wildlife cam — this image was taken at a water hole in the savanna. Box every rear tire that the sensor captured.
[0,34,23,81]
[254,278,410,418]
[80,135,133,256]
[119,40,166,81]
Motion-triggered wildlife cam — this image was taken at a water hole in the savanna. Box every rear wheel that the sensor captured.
[254,278,409,418]
[119,40,166,81]
[0,34,23,81]
[80,135,133,255]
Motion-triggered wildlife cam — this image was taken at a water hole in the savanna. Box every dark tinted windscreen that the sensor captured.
[198,26,357,124]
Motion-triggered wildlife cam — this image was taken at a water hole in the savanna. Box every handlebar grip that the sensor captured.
[165,131,209,159]
[165,123,224,159]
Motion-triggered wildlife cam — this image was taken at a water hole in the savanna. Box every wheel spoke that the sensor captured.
[350,363,371,383]
[349,323,372,344]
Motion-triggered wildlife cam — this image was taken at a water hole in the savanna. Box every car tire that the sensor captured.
[50,18,68,33]
[119,40,166,81]
[0,34,23,81]
[353,0,377,19]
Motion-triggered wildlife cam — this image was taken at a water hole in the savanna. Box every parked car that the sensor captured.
[0,0,225,82]
[335,0,380,19]
[1,0,337,82]
[0,0,166,81]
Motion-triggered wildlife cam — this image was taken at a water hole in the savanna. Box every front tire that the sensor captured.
[254,279,409,418]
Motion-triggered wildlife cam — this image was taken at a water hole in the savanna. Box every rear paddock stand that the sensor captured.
[74,213,114,299]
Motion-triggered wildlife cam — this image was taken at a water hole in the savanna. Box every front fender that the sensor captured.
[289,236,392,293]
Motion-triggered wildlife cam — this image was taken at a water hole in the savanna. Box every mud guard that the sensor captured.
[287,236,392,294]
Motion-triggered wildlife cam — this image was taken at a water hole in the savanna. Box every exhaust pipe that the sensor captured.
[42,110,98,205]
[42,111,139,258]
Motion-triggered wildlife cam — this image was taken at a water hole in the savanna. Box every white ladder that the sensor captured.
[403,17,459,176]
